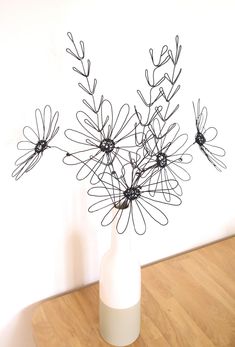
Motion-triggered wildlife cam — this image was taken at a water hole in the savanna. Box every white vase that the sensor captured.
[99,219,141,346]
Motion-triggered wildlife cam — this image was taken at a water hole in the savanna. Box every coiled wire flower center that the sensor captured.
[99,139,115,153]
[124,186,141,201]
[195,132,206,146]
[35,140,47,153]
[156,152,167,168]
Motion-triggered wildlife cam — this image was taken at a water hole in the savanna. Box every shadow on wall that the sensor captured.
[221,225,235,239]
[224,223,235,238]
[64,227,87,288]
[0,305,36,347]
[63,186,100,290]
[0,188,101,347]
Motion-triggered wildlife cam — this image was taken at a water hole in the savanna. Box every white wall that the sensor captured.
[0,0,234,346]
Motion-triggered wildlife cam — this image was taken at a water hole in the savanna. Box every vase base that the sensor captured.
[99,299,140,346]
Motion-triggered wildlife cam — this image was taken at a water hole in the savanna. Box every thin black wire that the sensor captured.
[88,164,182,235]
[193,99,226,171]
[65,33,142,183]
[12,105,60,180]
[159,35,182,122]
[135,35,182,150]
[136,120,193,200]
[12,33,227,235]
[63,99,140,184]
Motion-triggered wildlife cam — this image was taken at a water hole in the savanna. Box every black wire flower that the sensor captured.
[11,33,227,236]
[136,120,192,200]
[12,105,59,180]
[88,165,181,235]
[63,100,138,183]
[193,99,226,171]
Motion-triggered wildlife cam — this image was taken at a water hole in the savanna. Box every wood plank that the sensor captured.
[142,266,215,346]
[32,237,235,347]
[180,256,235,315]
[191,249,235,299]
[151,243,235,346]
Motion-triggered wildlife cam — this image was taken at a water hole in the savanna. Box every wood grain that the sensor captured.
[32,237,235,347]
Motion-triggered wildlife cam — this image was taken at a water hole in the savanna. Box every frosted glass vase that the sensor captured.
[99,221,141,346]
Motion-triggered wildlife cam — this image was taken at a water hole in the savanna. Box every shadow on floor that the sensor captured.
[0,304,37,347]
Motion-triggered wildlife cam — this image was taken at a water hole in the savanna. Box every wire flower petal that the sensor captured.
[12,106,59,180]
[193,99,226,171]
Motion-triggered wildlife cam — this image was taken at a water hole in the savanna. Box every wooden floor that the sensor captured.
[32,237,235,347]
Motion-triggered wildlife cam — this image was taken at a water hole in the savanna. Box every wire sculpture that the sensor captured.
[12,33,226,234]
[63,101,138,184]
[88,167,182,235]
[137,120,193,201]
[12,105,59,180]
[193,99,226,171]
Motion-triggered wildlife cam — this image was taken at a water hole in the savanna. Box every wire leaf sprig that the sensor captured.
[158,35,182,122]
[135,42,170,128]
[66,32,104,120]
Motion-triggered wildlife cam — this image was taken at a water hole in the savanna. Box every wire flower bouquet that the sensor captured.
[12,32,227,346]
[12,33,226,235]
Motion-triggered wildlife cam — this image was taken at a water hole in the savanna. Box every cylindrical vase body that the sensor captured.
[99,224,141,346]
